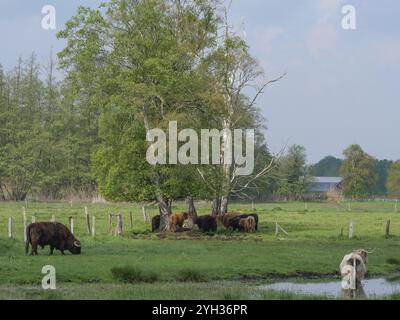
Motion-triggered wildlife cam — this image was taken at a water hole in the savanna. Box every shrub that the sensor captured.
[223,292,242,300]
[386,258,400,265]
[111,266,158,283]
[175,268,207,282]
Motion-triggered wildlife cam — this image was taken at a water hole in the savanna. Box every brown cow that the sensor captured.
[217,212,241,229]
[168,212,189,232]
[239,216,256,233]
[25,222,81,256]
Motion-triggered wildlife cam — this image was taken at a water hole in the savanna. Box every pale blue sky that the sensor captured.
[0,0,399,163]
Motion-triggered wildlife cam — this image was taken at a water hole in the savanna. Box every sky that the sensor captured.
[0,0,399,163]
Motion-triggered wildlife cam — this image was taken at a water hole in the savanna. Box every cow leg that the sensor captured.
[31,241,38,256]
[49,246,54,255]
[60,240,65,255]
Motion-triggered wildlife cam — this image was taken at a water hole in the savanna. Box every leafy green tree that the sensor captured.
[0,55,51,200]
[58,0,219,229]
[276,145,309,200]
[0,54,98,201]
[371,159,393,196]
[310,156,342,177]
[339,144,377,199]
[386,161,400,199]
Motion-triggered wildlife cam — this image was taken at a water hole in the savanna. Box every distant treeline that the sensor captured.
[0,55,97,201]
[0,1,398,206]
[0,56,397,201]
[310,154,399,198]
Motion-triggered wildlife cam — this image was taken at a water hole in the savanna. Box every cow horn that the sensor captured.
[74,240,81,247]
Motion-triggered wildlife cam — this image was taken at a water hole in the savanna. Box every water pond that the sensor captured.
[260,277,400,299]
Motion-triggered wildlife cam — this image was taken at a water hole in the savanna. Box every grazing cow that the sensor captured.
[239,216,256,233]
[237,214,259,231]
[25,222,81,256]
[227,216,242,232]
[194,215,217,233]
[218,212,241,229]
[152,215,161,232]
[168,212,189,232]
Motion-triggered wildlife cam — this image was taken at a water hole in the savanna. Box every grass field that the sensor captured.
[0,200,400,300]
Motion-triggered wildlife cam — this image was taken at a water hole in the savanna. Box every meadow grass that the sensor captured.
[0,200,400,299]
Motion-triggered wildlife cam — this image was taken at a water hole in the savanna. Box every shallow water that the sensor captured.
[260,278,400,298]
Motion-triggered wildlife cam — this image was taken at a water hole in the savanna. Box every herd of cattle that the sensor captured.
[25,212,259,256]
[152,212,259,234]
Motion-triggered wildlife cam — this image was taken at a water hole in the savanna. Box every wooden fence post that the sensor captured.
[142,206,147,223]
[115,213,123,236]
[92,216,96,238]
[32,215,36,223]
[23,220,27,243]
[51,215,56,222]
[129,212,133,230]
[8,217,13,239]
[349,221,354,240]
[84,206,91,234]
[108,213,113,234]
[385,220,391,237]
[22,207,27,243]
[69,216,74,235]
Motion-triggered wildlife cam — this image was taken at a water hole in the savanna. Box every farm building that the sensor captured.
[306,177,343,200]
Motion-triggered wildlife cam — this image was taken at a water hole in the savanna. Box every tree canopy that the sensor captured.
[339,144,377,199]
[387,161,400,199]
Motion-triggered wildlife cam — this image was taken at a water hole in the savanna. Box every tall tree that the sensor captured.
[310,156,342,177]
[386,161,400,199]
[372,159,393,196]
[58,0,219,230]
[276,144,309,200]
[198,9,284,214]
[0,55,49,200]
[339,144,377,199]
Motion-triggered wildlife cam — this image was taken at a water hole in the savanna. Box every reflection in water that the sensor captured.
[340,285,366,299]
[261,278,400,299]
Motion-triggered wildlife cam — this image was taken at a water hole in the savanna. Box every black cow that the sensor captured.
[25,222,81,256]
[152,215,160,232]
[194,215,217,232]
[228,214,259,233]
[228,216,243,232]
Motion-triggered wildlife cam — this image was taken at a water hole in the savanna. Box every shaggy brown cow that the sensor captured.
[194,215,217,233]
[168,212,189,232]
[25,222,81,256]
[239,216,256,233]
[241,214,259,231]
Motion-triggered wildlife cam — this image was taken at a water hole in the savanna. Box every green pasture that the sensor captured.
[0,200,400,300]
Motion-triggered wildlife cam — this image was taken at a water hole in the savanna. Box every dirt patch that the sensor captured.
[128,231,264,242]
